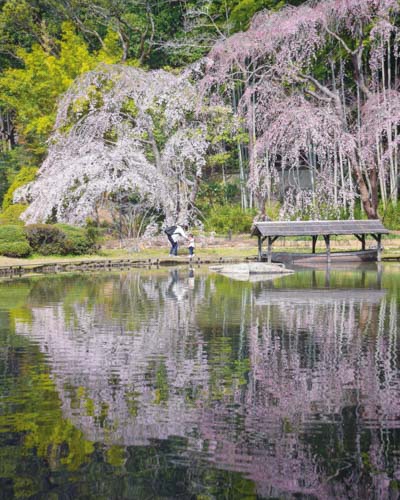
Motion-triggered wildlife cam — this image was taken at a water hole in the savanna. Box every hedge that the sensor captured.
[0,225,27,242]
[55,223,100,255]
[0,225,32,257]
[0,241,32,258]
[25,224,68,255]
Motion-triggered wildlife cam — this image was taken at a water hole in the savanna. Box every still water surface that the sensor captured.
[0,265,400,499]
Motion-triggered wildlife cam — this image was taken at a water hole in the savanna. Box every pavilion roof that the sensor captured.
[252,220,389,237]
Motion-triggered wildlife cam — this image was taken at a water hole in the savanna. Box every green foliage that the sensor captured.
[0,156,9,206]
[198,182,254,234]
[0,203,27,225]
[121,97,139,118]
[0,147,35,207]
[380,201,400,230]
[204,204,256,234]
[2,166,37,210]
[204,107,247,176]
[0,240,32,257]
[264,201,281,220]
[0,224,26,241]
[0,221,100,257]
[0,224,31,256]
[24,223,99,256]
[230,0,285,31]
[25,223,67,255]
[197,182,240,210]
[0,23,121,154]
[55,223,101,255]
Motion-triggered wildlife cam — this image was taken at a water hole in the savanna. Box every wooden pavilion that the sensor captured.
[252,220,389,264]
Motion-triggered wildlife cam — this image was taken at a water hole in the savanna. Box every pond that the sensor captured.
[0,264,399,499]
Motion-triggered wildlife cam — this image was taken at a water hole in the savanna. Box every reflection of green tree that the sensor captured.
[0,360,94,497]
[0,280,32,334]
[0,271,164,333]
[207,337,249,400]
[197,275,252,329]
[154,360,169,404]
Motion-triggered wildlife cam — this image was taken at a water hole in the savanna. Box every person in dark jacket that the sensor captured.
[166,224,188,256]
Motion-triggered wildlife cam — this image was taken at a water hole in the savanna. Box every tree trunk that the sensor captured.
[188,175,201,211]
[352,162,379,219]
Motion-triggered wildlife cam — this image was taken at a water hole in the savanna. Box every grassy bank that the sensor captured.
[0,233,399,268]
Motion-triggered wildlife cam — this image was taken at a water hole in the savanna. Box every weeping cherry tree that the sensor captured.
[202,0,400,219]
[15,64,225,226]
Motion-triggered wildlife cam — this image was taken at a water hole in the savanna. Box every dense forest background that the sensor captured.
[1,0,400,246]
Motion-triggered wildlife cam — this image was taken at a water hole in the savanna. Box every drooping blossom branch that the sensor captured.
[14,64,212,225]
[202,0,400,219]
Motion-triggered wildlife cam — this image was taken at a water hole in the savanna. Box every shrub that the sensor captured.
[204,205,256,234]
[2,166,37,210]
[55,223,100,255]
[0,225,27,242]
[25,224,67,255]
[0,225,32,257]
[3,222,100,257]
[0,241,32,257]
[380,201,400,230]
[0,204,27,225]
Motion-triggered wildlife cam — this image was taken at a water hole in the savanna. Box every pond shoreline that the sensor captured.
[1,251,400,277]
[0,255,254,277]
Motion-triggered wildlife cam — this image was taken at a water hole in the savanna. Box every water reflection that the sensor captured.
[2,267,400,498]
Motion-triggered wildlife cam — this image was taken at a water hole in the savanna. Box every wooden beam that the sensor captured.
[354,234,366,250]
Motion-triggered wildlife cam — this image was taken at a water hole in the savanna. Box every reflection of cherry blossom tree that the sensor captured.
[14,271,400,498]
[202,0,400,218]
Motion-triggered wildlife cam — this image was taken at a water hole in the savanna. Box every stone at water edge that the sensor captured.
[209,262,294,275]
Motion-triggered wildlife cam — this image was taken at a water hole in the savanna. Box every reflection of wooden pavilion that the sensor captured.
[255,288,387,306]
[252,220,389,264]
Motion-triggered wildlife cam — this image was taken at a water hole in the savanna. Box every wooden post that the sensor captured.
[377,263,382,288]
[354,234,366,251]
[268,236,273,263]
[371,233,382,262]
[325,267,331,287]
[267,236,279,263]
[312,270,317,288]
[377,234,382,262]
[312,235,318,254]
[258,236,262,261]
[323,235,331,264]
